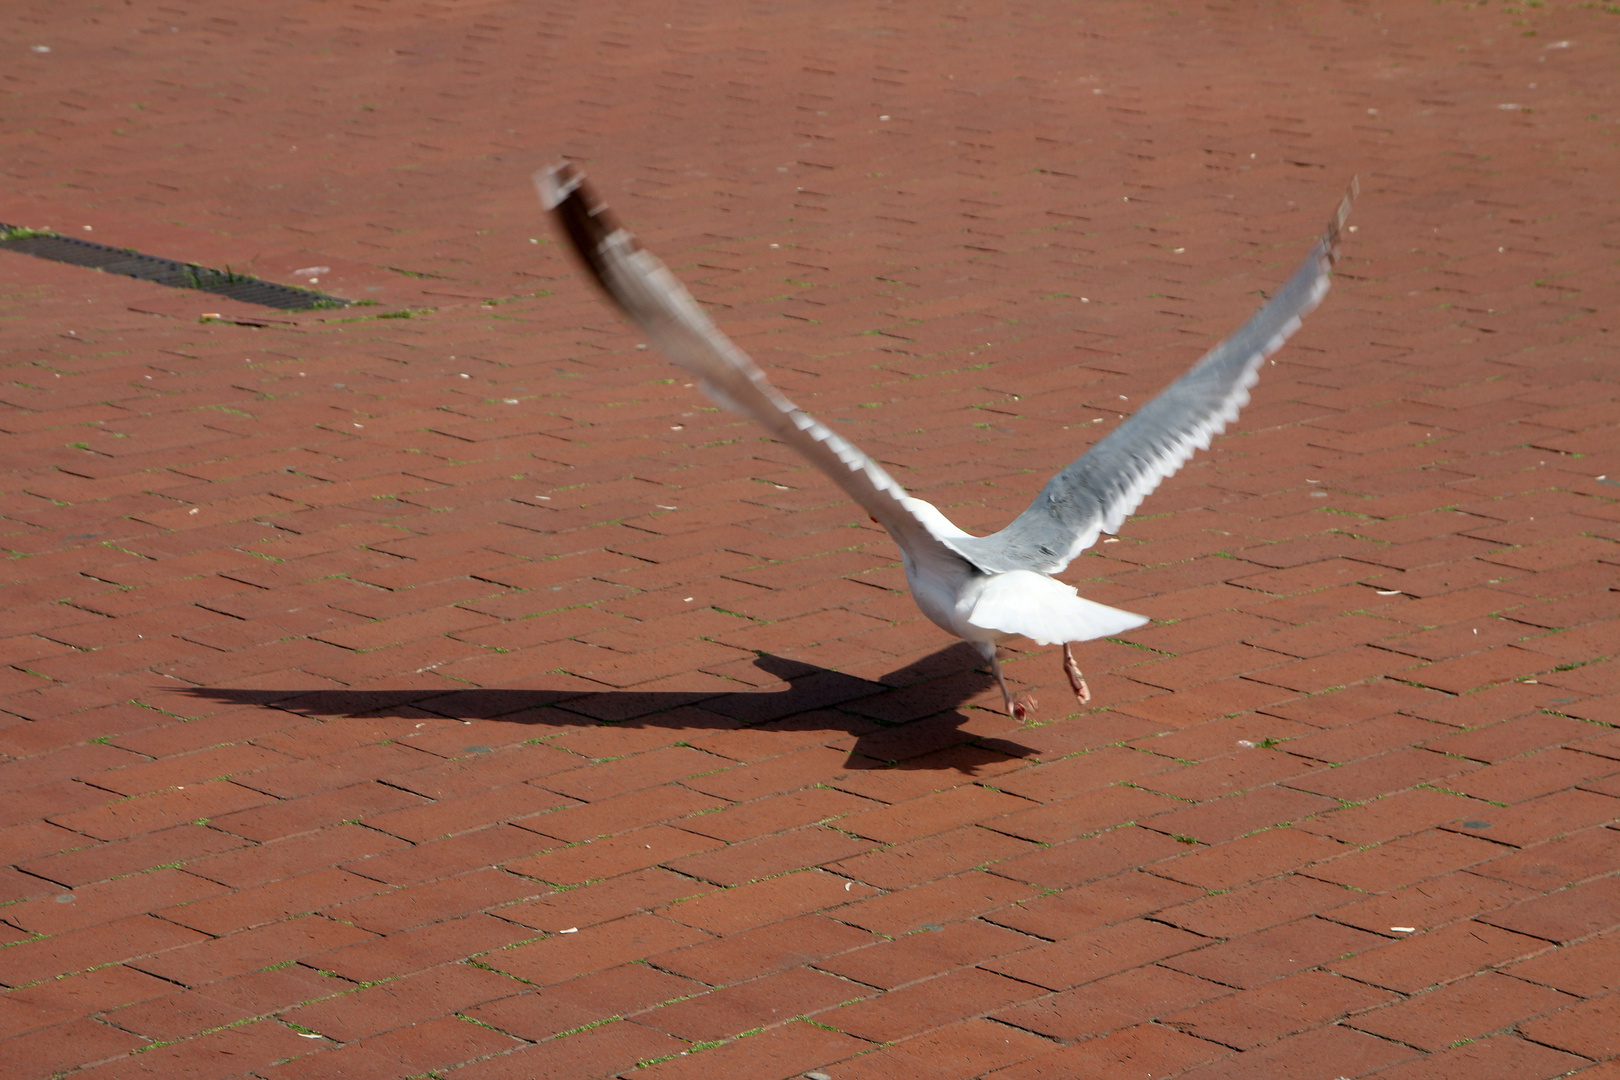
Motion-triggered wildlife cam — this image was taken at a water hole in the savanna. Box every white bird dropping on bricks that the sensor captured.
[537,163,1356,720]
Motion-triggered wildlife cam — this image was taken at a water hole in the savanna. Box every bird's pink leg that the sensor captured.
[990,648,1038,721]
[1063,643,1091,705]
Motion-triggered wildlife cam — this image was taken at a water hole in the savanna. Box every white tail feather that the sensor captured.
[968,570,1149,646]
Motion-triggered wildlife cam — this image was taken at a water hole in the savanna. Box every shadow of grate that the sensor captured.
[0,225,349,311]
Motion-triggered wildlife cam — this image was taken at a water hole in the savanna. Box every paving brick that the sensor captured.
[1283,745,1482,802]
[108,707,301,760]
[365,782,575,842]
[449,1019,687,1080]
[1173,1022,1418,1080]
[0,704,175,758]
[105,1015,334,1079]
[281,962,520,1042]
[0,963,174,1024]
[47,778,275,841]
[1146,785,1342,846]
[19,822,248,889]
[994,963,1228,1043]
[487,913,708,987]
[984,782,1188,845]
[322,868,544,934]
[541,744,730,802]
[262,1013,523,1080]
[1110,678,1293,730]
[0,1016,146,1079]
[1160,969,1396,1050]
[1294,786,1493,847]
[1447,748,1619,805]
[984,1020,1225,1080]
[236,741,435,800]
[1305,828,1507,893]
[1583,771,1620,799]
[1518,993,1620,1061]
[1360,1034,1591,1080]
[817,919,1037,990]
[822,965,1036,1042]
[1332,872,1544,938]
[1130,711,1320,762]
[1163,874,1360,940]
[1479,874,1620,943]
[136,915,376,987]
[183,824,407,890]
[627,1019,870,1080]
[84,742,296,799]
[164,866,389,935]
[1164,916,1390,990]
[209,780,429,842]
[1571,722,1620,759]
[340,822,551,886]
[1323,917,1551,994]
[641,966,860,1042]
[1280,713,1446,763]
[497,867,704,933]
[1444,788,1620,848]
[837,870,1040,936]
[1154,827,1348,891]
[464,963,707,1041]
[1427,713,1599,764]
[102,963,338,1043]
[515,782,718,843]
[987,870,1202,941]
[664,823,875,887]
[1471,826,1620,891]
[1402,678,1572,729]
[983,917,1207,993]
[827,823,1039,890]
[677,785,878,843]
[838,783,1036,844]
[0,743,148,798]
[978,745,1176,803]
[0,989,82,1042]
[650,913,876,986]
[660,868,877,935]
[1349,970,1578,1052]
[1506,931,1619,999]
[990,821,1182,890]
[6,867,225,937]
[0,914,207,987]
[314,912,540,983]
[833,1017,1056,1080]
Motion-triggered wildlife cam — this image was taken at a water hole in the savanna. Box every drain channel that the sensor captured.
[0,226,349,311]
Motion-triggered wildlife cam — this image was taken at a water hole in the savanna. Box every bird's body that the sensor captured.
[538,164,1354,717]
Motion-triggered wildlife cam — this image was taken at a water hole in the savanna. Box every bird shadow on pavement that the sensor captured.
[178,643,1043,771]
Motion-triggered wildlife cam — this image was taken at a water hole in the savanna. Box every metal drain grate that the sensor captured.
[0,226,349,311]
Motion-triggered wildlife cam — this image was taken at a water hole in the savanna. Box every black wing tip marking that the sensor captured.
[533,162,635,306]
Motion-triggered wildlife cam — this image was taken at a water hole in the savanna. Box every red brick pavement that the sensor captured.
[2,1,1616,1077]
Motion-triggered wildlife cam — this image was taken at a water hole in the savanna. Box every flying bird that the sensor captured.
[537,164,1354,719]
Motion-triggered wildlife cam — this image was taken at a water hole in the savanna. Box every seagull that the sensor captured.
[537,164,1354,719]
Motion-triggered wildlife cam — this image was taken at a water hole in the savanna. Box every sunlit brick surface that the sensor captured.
[2,1,1616,1077]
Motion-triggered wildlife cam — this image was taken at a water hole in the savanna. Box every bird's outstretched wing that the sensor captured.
[536,163,971,567]
[946,182,1357,576]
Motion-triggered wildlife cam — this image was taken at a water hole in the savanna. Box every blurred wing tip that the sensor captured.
[1323,177,1358,262]
[534,162,584,211]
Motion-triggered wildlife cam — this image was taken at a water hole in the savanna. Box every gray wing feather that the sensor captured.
[945,182,1357,576]
[536,163,971,568]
